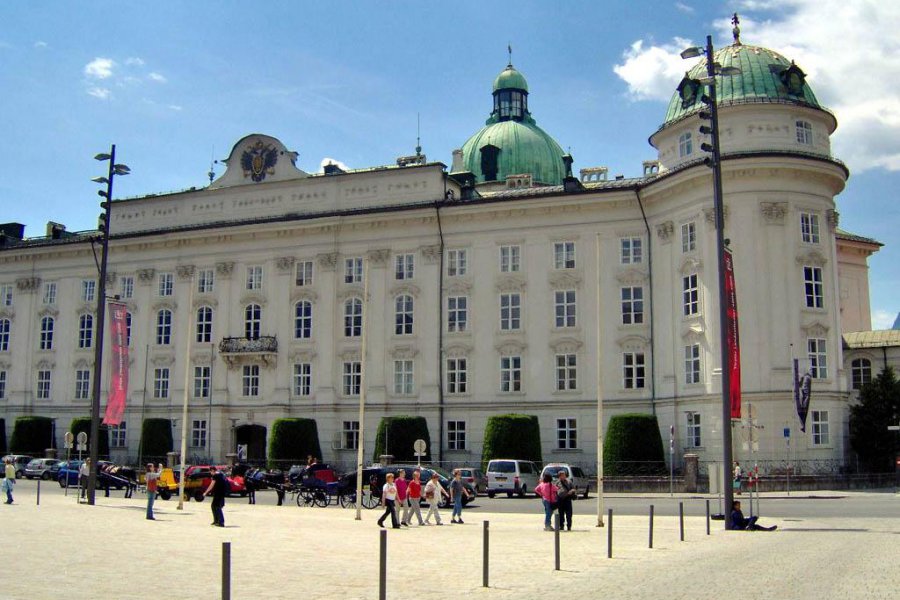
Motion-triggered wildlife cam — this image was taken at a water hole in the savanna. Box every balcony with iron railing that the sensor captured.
[218,335,277,368]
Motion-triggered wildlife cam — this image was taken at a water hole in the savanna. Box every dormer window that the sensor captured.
[480,144,500,182]
[778,61,807,96]
[493,89,527,121]
[677,77,701,108]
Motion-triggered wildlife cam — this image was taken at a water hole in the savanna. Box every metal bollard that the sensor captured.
[706,499,710,535]
[679,502,685,541]
[37,479,41,506]
[607,508,613,558]
[482,520,489,588]
[379,529,387,600]
[554,513,561,570]
[221,542,231,600]
[649,504,654,548]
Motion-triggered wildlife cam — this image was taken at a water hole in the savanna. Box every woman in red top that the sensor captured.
[534,473,558,531]
[403,469,426,526]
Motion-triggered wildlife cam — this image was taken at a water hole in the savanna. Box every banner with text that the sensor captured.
[724,248,742,419]
[103,301,129,426]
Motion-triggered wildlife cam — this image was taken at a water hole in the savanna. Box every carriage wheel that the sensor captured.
[339,492,355,509]
[362,491,379,510]
[297,489,313,507]
[313,490,330,508]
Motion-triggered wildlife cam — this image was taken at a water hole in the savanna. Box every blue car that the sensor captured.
[57,460,129,490]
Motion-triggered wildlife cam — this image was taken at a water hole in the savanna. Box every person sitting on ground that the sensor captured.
[731,500,777,531]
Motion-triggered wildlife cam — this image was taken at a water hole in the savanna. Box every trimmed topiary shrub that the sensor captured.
[9,416,54,454]
[481,414,542,470]
[70,417,110,458]
[139,418,173,461]
[603,413,666,475]
[373,416,430,463]
[269,418,322,466]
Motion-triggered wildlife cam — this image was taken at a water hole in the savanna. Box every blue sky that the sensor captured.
[1,1,897,328]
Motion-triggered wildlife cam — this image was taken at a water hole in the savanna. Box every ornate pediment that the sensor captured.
[239,292,267,307]
[72,358,94,369]
[801,321,829,338]
[0,307,12,319]
[495,276,527,293]
[176,265,195,281]
[35,359,55,370]
[549,336,582,354]
[338,346,361,361]
[760,201,787,224]
[495,339,526,355]
[390,344,419,360]
[681,320,705,341]
[215,262,234,278]
[389,283,421,299]
[615,267,648,285]
[16,277,40,292]
[419,244,441,264]
[445,343,472,358]
[445,280,473,295]
[316,252,338,271]
[703,205,729,226]
[151,353,175,367]
[367,249,390,266]
[151,300,177,312]
[548,271,582,289]
[275,256,296,274]
[615,333,650,351]
[193,298,218,310]
[137,268,156,284]
[290,289,319,304]
[795,249,828,267]
[37,306,59,318]
[337,285,365,302]
[191,350,214,366]
[679,256,703,274]
[656,220,674,243]
[288,346,317,363]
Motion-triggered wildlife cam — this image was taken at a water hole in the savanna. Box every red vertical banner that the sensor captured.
[103,301,129,426]
[723,248,742,419]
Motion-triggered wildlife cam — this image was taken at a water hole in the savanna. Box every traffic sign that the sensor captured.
[413,439,427,456]
[76,431,88,444]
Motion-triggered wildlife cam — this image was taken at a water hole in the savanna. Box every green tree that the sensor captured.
[373,416,430,463]
[850,367,900,472]
[480,414,542,470]
[268,418,322,467]
[9,416,54,454]
[139,418,173,461]
[603,413,666,475]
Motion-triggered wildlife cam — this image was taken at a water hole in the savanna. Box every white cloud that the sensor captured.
[319,157,350,172]
[612,1,900,173]
[84,57,115,79]
[34,41,48,48]
[871,309,897,331]
[148,72,167,83]
[87,87,111,100]
[167,104,182,111]
[674,2,694,13]
[125,57,145,66]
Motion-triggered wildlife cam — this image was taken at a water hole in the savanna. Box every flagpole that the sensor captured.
[355,257,370,520]
[595,233,605,527]
[177,274,195,510]
[138,343,149,469]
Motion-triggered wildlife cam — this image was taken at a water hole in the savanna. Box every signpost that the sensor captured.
[669,425,674,497]
[64,432,74,496]
[784,426,791,495]
[413,439,427,467]
[76,432,87,502]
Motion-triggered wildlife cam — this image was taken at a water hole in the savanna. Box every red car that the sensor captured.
[183,465,246,501]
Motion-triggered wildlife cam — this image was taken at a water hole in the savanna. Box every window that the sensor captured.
[344,298,362,337]
[796,120,813,145]
[681,222,696,253]
[158,272,174,297]
[37,370,52,399]
[342,421,360,450]
[120,276,134,299]
[42,282,57,304]
[621,287,644,325]
[242,365,260,396]
[0,319,9,351]
[624,352,646,389]
[807,338,827,379]
[499,245,520,272]
[75,369,91,399]
[395,254,414,280]
[197,269,215,294]
[344,258,363,284]
[246,265,263,290]
[40,316,54,350]
[684,344,701,384]
[77,314,93,349]
[395,295,413,335]
[803,266,824,308]
[447,296,468,332]
[110,422,127,448]
[682,273,699,316]
[557,418,577,449]
[678,131,693,157]
[193,366,210,398]
[811,410,830,445]
[244,304,261,340]
[196,306,214,343]
[153,368,170,399]
[0,283,12,307]
[851,358,872,390]
[556,354,577,391]
[621,237,643,264]
[686,413,701,448]
[554,241,576,269]
[156,309,172,345]
[81,280,96,302]
[191,420,207,448]
[500,355,521,392]
[480,144,500,181]
[447,249,467,277]
[0,371,5,399]
[293,363,312,397]
[446,358,467,394]
[125,312,132,347]
[342,361,361,396]
[393,359,414,395]
[800,212,820,244]
[295,260,314,287]
[554,290,576,328]
[447,420,467,450]
[294,301,313,339]
[499,293,521,331]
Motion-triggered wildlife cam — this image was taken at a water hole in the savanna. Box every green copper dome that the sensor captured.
[662,43,822,127]
[458,62,566,186]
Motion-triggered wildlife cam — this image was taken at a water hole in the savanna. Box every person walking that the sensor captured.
[423,472,448,525]
[555,470,577,531]
[403,469,426,526]
[79,458,91,500]
[377,472,400,529]
[144,463,159,520]
[535,473,558,531]
[2,458,15,504]
[245,468,257,505]
[204,466,228,527]
[449,469,471,524]
[395,469,410,526]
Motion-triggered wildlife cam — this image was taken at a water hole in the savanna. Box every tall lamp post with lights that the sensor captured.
[679,36,740,528]
[86,145,130,505]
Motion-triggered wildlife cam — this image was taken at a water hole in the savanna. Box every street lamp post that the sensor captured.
[87,144,129,505]
[681,36,740,529]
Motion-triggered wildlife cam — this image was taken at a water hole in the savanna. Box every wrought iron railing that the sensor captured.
[218,336,277,354]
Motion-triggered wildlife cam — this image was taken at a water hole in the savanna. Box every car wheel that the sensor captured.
[582,488,590,499]
[41,472,51,480]
[16,470,24,479]
[58,479,66,488]
[158,489,171,500]
[506,491,513,498]
[194,491,205,502]
[518,485,527,498]
[487,491,495,499]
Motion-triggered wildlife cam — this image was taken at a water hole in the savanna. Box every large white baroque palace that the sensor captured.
[0,29,887,471]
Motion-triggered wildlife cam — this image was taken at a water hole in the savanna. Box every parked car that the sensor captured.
[540,463,590,499]
[57,460,130,490]
[456,467,487,494]
[24,458,61,480]
[342,465,475,509]
[1,455,34,479]
[485,459,540,498]
[180,465,246,501]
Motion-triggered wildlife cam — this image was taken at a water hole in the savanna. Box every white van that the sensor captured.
[485,459,540,498]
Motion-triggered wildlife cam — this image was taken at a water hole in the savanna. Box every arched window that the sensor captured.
[0,318,10,351]
[196,306,214,344]
[78,314,93,349]
[679,132,693,157]
[244,304,261,340]
[156,309,172,345]
[395,295,413,335]
[294,300,313,339]
[40,316,55,350]
[344,298,362,337]
[851,358,872,390]
[480,144,500,182]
